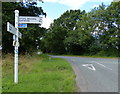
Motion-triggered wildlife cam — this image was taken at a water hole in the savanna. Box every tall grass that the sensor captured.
[2,54,76,92]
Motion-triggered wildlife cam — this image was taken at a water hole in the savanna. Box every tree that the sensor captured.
[65,12,95,54]
[2,2,47,54]
[41,26,67,54]
[41,10,88,54]
[41,2,119,56]
[87,2,119,56]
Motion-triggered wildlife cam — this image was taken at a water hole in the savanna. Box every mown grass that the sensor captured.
[57,54,118,59]
[2,54,76,92]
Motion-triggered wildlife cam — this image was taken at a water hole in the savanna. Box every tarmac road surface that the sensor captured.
[50,55,118,92]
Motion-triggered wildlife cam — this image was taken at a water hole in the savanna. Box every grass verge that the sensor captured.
[57,54,118,59]
[2,54,76,92]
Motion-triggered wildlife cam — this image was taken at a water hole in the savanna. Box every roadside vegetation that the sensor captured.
[40,2,119,57]
[60,54,118,59]
[2,54,76,92]
[2,2,119,58]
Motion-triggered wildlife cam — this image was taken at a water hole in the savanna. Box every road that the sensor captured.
[50,55,118,92]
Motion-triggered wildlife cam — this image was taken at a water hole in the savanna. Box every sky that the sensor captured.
[37,0,113,29]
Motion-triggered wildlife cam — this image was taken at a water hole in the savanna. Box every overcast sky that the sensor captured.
[37,0,113,29]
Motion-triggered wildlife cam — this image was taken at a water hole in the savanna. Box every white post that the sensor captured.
[14,10,19,84]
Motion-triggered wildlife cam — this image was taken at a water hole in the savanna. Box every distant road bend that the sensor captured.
[50,55,118,92]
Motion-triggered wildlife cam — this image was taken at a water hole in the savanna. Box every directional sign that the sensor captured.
[18,24,27,28]
[19,16,42,24]
[7,22,22,39]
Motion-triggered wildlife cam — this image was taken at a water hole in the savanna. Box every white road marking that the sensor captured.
[82,64,96,71]
[92,61,112,70]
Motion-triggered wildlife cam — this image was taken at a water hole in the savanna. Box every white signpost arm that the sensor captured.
[7,10,43,84]
[14,10,19,84]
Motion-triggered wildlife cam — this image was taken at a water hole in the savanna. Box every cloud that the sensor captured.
[43,0,58,3]
[58,0,90,9]
[44,0,90,9]
[92,4,99,8]
[40,17,53,29]
[44,0,112,9]
[90,0,113,2]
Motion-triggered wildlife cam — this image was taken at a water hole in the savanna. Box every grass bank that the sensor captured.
[60,54,118,59]
[2,54,76,92]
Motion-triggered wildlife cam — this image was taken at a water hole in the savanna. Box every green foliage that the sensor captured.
[2,54,76,92]
[2,2,119,57]
[2,2,47,54]
[19,25,47,54]
[41,2,119,57]
[41,26,67,54]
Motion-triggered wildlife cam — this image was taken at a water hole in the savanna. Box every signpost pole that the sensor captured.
[14,10,19,84]
[7,10,42,84]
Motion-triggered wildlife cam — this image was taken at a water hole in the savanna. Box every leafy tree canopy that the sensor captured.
[2,1,47,54]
